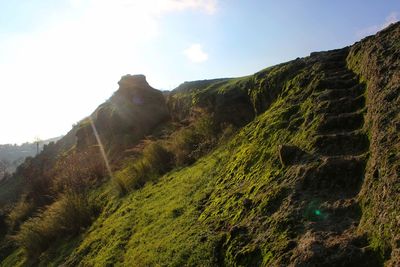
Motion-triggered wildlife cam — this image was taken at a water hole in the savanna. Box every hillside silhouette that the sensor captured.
[0,137,61,180]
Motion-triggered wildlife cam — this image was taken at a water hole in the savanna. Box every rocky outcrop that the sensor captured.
[76,75,169,157]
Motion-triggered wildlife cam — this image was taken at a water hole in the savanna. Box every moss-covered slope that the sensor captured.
[347,22,400,266]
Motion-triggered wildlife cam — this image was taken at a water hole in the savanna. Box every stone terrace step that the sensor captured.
[325,71,356,81]
[302,156,367,192]
[320,61,347,70]
[317,78,359,91]
[327,69,354,77]
[314,132,369,156]
[326,52,348,61]
[316,84,365,101]
[317,96,365,115]
[317,112,364,134]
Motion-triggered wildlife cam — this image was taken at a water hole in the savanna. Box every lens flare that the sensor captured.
[89,116,113,179]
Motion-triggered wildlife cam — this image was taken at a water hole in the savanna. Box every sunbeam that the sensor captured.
[89,116,113,179]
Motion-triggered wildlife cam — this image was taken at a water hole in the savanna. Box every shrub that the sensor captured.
[114,160,151,194]
[14,216,52,258]
[170,128,199,166]
[14,191,98,258]
[194,114,217,142]
[115,141,173,195]
[52,147,107,194]
[142,142,174,174]
[7,199,35,232]
[51,191,98,234]
[169,114,218,165]
[115,114,219,195]
[219,123,237,142]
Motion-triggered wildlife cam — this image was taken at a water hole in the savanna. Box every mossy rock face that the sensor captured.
[347,21,400,264]
[290,231,381,267]
[301,156,366,194]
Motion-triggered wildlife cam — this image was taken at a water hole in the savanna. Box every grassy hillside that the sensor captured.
[0,23,399,266]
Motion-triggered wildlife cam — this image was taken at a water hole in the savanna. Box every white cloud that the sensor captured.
[156,0,217,14]
[70,0,84,8]
[76,0,217,15]
[356,12,399,38]
[0,0,217,144]
[383,12,399,28]
[183,43,209,63]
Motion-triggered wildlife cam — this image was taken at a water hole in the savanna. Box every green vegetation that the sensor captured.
[115,114,220,195]
[347,22,400,265]
[114,141,173,194]
[6,200,35,232]
[0,22,399,266]
[14,191,98,259]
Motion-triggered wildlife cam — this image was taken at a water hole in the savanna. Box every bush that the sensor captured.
[14,216,52,258]
[7,199,35,232]
[115,141,173,195]
[219,123,237,142]
[115,114,220,195]
[52,148,107,194]
[143,141,174,173]
[170,128,198,165]
[114,160,150,194]
[14,192,98,258]
[53,191,98,234]
[169,114,218,165]
[194,114,217,142]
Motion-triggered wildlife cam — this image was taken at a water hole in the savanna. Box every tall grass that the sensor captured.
[14,191,98,258]
[6,200,35,232]
[170,115,217,165]
[115,141,173,195]
[115,114,221,195]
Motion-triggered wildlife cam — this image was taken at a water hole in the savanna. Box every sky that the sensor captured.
[0,0,399,144]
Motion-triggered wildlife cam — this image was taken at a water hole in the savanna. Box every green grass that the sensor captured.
[13,191,98,260]
[2,23,400,265]
[20,56,321,266]
[1,51,320,266]
[0,249,25,267]
[63,153,226,266]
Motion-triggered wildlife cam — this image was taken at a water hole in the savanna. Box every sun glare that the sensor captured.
[0,0,217,144]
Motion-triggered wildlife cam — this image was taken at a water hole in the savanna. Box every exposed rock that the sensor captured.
[166,78,255,127]
[76,74,169,157]
[117,74,148,89]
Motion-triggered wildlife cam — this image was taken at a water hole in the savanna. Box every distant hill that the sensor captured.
[0,136,62,179]
[0,22,399,266]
